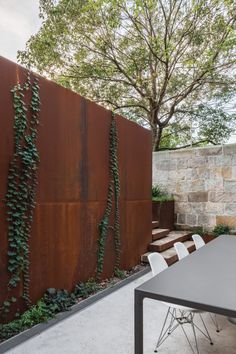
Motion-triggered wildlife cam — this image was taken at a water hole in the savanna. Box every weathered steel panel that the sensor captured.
[0,56,152,314]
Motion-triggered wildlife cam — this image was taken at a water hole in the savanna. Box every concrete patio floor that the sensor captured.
[5,272,236,354]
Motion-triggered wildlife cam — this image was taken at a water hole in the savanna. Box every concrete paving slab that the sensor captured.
[4,272,236,354]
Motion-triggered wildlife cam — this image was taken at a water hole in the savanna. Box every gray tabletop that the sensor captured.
[136,235,236,317]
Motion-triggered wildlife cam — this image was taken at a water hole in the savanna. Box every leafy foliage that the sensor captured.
[74,279,100,298]
[152,185,173,202]
[0,300,51,340]
[191,227,204,237]
[19,0,236,150]
[97,113,121,279]
[114,269,126,279]
[213,224,230,237]
[42,288,77,313]
[2,74,40,315]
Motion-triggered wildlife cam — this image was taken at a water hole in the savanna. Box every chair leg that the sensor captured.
[190,313,200,354]
[154,307,179,353]
[209,313,220,332]
[153,310,214,353]
[192,314,213,345]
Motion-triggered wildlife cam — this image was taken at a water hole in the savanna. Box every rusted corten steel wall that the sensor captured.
[0,56,152,307]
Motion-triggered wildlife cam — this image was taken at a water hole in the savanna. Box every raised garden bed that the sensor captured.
[152,200,174,230]
[0,264,149,352]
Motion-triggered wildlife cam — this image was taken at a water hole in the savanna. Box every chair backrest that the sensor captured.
[148,252,168,276]
[174,242,189,260]
[192,234,205,250]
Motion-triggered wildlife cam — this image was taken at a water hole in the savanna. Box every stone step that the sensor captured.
[152,228,169,241]
[148,231,192,252]
[160,241,195,265]
[141,240,195,266]
[152,220,159,229]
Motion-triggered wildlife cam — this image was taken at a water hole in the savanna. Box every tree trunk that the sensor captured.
[152,125,163,151]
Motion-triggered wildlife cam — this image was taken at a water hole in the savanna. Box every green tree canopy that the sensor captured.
[19,0,236,150]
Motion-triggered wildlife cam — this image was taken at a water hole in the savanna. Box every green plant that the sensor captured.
[74,279,100,298]
[20,1,236,151]
[97,113,121,279]
[42,288,77,314]
[0,300,51,340]
[114,269,126,279]
[191,227,204,237]
[213,224,230,237]
[152,185,162,199]
[3,73,40,315]
[152,184,173,202]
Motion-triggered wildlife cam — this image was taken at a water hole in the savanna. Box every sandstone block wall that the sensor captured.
[153,144,236,231]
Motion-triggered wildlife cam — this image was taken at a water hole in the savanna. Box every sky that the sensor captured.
[0,0,235,144]
[0,0,41,62]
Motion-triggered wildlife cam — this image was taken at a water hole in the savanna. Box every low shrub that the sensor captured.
[191,226,204,237]
[74,279,100,298]
[152,184,174,202]
[213,224,230,237]
[42,288,77,314]
[0,300,52,340]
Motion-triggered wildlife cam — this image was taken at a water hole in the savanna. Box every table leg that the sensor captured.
[134,290,144,354]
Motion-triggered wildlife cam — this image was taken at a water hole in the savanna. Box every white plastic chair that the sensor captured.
[174,241,189,260]
[192,234,205,250]
[148,252,213,353]
[174,241,220,333]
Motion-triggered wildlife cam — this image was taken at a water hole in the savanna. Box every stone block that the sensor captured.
[153,151,170,161]
[205,178,223,191]
[224,180,236,193]
[153,169,169,182]
[222,167,232,179]
[189,179,205,192]
[198,214,216,227]
[188,192,208,202]
[196,167,210,179]
[209,191,236,203]
[169,169,186,180]
[232,155,236,166]
[190,202,206,213]
[155,159,177,171]
[175,202,188,213]
[177,213,186,224]
[186,214,197,226]
[195,145,222,156]
[232,166,236,178]
[176,181,195,193]
[188,157,206,168]
[207,156,216,166]
[170,148,193,159]
[173,193,188,202]
[215,155,232,167]
[205,202,224,214]
[224,203,236,216]
[210,166,232,179]
[216,215,236,228]
[177,159,188,169]
[209,167,222,179]
[223,144,236,155]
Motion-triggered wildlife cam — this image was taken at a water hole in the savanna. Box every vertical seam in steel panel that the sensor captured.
[80,98,88,201]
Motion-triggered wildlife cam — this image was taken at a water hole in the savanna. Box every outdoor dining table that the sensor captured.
[134,235,236,354]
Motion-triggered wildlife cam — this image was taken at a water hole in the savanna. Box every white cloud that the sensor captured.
[0,0,41,62]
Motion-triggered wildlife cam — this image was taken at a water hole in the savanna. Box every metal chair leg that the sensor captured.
[154,308,180,352]
[154,307,171,352]
[209,313,220,332]
[153,309,214,353]
[190,313,200,354]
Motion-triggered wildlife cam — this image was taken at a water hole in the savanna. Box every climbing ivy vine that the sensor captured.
[4,73,40,309]
[97,113,121,279]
